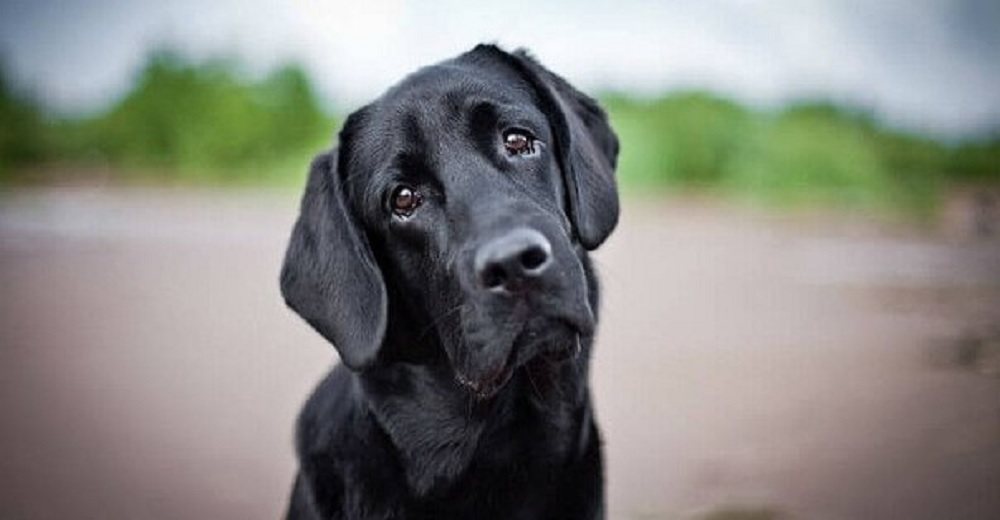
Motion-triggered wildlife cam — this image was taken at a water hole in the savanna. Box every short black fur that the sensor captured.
[280,44,619,519]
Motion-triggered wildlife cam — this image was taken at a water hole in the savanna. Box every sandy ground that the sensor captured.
[0,187,998,520]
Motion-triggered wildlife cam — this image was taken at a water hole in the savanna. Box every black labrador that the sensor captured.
[280,44,619,520]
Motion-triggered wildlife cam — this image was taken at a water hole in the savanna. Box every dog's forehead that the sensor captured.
[346,61,544,179]
[381,62,536,122]
[340,53,555,215]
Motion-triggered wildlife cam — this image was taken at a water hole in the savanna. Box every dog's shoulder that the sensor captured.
[296,365,380,458]
[293,366,409,518]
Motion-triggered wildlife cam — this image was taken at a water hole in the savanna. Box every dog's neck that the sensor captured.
[359,354,591,498]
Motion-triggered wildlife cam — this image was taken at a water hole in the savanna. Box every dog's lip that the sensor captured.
[539,333,582,363]
[552,301,596,338]
[454,326,583,400]
[455,365,514,400]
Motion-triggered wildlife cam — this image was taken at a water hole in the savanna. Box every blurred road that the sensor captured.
[1,187,998,519]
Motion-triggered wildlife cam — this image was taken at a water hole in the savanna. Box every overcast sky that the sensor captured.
[1,0,998,136]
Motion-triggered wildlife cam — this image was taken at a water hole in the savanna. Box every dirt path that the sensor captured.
[1,188,998,519]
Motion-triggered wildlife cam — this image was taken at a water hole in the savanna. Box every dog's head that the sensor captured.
[280,45,618,398]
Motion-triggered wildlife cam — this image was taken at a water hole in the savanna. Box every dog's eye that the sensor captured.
[390,185,422,217]
[503,131,537,156]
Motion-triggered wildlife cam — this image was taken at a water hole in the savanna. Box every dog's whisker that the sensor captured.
[417,304,463,341]
[525,364,544,400]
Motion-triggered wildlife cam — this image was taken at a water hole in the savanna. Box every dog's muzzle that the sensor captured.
[473,228,553,295]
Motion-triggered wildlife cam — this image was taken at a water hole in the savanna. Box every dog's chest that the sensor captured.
[405,414,580,520]
[370,374,580,502]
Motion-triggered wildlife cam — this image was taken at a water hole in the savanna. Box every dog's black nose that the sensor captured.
[474,228,553,293]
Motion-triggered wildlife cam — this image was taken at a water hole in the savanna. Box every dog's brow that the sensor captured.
[401,112,430,152]
[393,152,434,179]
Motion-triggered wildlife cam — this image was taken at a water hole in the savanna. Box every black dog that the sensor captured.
[280,44,619,519]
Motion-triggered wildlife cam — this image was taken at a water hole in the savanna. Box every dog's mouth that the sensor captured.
[454,364,516,400]
[453,319,585,400]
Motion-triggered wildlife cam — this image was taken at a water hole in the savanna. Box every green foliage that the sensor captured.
[724,101,895,208]
[2,47,998,206]
[86,50,332,181]
[0,49,337,185]
[947,135,1000,181]
[604,92,752,189]
[0,64,47,177]
[604,94,997,214]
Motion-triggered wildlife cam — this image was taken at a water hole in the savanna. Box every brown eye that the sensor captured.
[390,186,422,217]
[503,131,536,156]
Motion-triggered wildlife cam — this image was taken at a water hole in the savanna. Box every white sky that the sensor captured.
[1,0,998,136]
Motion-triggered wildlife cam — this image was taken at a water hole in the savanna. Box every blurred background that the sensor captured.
[1,1,998,519]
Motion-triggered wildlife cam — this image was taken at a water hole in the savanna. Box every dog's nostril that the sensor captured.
[519,246,549,272]
[481,265,508,289]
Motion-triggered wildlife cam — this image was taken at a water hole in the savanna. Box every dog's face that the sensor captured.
[281,45,618,398]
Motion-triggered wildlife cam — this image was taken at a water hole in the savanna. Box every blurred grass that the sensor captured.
[1,49,998,216]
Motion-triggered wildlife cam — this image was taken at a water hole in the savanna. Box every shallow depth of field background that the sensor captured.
[1,1,998,519]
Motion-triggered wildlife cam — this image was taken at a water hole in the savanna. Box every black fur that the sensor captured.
[280,44,619,519]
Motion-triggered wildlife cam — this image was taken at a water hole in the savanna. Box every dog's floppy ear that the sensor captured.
[508,49,620,250]
[280,150,387,370]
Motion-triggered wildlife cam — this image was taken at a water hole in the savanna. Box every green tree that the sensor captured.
[0,63,46,176]
[81,49,333,181]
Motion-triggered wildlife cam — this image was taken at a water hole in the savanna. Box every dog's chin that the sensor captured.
[454,320,584,400]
